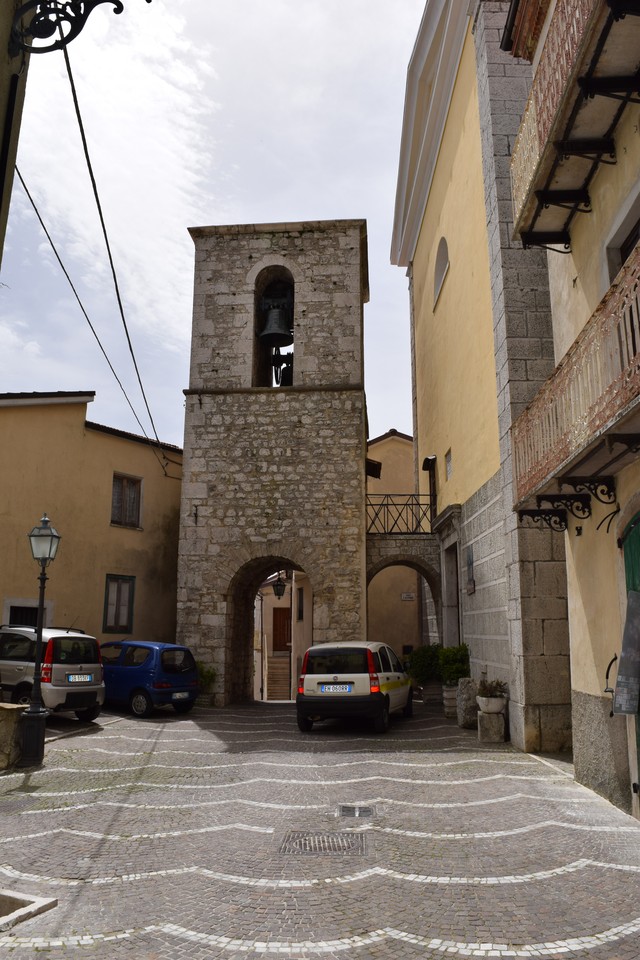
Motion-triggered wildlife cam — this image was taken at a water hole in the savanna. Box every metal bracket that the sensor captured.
[536,493,592,519]
[9,0,152,57]
[518,508,568,532]
[606,0,640,19]
[554,138,617,164]
[579,75,640,105]
[560,476,616,504]
[521,231,571,252]
[535,189,591,213]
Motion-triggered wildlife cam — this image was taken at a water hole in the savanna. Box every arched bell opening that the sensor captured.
[225,555,311,703]
[253,267,295,388]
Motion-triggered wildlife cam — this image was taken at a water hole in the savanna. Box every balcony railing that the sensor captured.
[366,495,434,535]
[511,0,598,227]
[512,243,640,503]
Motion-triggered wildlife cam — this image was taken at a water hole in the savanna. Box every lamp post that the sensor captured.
[18,514,61,768]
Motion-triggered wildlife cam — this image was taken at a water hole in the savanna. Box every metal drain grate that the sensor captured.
[280,831,366,855]
[338,804,375,818]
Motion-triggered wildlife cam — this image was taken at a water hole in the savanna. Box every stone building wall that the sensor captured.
[473,1,571,751]
[177,220,369,704]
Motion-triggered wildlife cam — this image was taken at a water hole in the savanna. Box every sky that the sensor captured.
[1,0,424,449]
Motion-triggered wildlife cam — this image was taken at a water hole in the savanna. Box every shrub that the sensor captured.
[477,677,508,698]
[438,644,470,686]
[196,660,216,692]
[408,644,442,685]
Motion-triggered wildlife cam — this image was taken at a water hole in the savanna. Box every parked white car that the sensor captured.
[0,625,105,721]
[296,640,412,733]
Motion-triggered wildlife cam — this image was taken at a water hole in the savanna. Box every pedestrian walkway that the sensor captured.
[1,699,639,958]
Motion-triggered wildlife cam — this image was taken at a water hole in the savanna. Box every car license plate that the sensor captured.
[172,692,189,700]
[321,683,352,693]
[67,674,92,683]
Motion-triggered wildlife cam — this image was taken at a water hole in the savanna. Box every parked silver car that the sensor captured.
[0,625,105,721]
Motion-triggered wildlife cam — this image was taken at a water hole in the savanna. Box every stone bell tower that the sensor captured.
[177,220,369,704]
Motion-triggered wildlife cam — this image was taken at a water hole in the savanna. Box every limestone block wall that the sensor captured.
[460,471,509,680]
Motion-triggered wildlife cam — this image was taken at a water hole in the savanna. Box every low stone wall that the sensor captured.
[0,704,24,770]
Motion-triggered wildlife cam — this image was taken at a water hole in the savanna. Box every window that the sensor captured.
[296,587,304,621]
[8,605,38,627]
[111,475,141,528]
[445,448,452,480]
[433,237,450,306]
[103,576,135,633]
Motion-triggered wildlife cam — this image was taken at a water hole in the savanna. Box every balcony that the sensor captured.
[510,0,640,247]
[512,243,640,504]
[366,495,434,535]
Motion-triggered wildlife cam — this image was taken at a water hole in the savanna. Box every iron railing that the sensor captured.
[366,495,434,535]
[512,243,640,503]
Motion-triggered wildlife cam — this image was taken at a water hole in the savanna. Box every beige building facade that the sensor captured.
[0,392,182,644]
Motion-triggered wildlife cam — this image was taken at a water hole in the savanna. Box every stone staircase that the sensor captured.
[267,658,291,700]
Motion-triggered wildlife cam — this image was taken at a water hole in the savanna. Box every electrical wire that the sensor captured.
[15,166,171,477]
[59,36,164,451]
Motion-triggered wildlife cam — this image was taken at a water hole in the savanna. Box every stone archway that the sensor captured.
[366,534,442,647]
[224,556,304,704]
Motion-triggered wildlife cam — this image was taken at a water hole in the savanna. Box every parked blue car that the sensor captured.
[101,640,198,717]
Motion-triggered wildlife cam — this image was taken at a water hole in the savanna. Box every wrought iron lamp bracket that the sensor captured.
[518,508,568,532]
[560,476,616,504]
[536,493,592,519]
[9,1,152,57]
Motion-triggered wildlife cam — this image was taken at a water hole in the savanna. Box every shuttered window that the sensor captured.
[103,576,135,632]
[111,475,141,527]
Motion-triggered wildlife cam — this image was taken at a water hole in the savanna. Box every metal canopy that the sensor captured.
[518,3,640,249]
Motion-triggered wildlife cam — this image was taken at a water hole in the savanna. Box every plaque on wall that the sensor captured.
[613,590,640,715]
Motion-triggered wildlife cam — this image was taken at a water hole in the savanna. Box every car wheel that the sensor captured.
[129,689,154,718]
[297,714,313,732]
[402,688,414,718]
[75,706,101,722]
[11,684,32,706]
[373,701,390,733]
[173,700,195,715]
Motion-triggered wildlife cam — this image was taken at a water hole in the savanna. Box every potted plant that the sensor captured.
[196,660,217,706]
[438,644,469,717]
[476,677,508,714]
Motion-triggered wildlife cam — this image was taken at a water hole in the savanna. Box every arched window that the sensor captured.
[253,267,294,388]
[433,236,449,307]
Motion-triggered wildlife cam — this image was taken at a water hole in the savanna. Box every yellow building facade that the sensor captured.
[0,392,182,644]
[393,1,572,755]
[505,0,640,816]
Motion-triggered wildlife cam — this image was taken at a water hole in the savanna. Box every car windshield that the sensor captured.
[161,648,196,674]
[52,636,100,664]
[305,648,369,674]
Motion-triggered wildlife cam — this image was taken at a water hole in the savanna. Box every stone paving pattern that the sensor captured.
[1,699,639,958]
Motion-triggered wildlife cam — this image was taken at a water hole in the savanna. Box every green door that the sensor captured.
[621,513,640,795]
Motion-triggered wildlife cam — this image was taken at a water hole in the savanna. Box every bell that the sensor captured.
[259,307,293,348]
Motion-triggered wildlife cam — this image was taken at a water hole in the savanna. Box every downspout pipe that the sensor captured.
[500,0,522,51]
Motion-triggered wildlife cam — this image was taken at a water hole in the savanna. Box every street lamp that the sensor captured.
[273,573,286,600]
[18,514,61,768]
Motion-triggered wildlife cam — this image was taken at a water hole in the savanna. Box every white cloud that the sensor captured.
[2,0,423,445]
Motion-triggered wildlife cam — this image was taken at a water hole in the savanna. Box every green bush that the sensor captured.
[196,660,216,692]
[438,644,470,686]
[408,644,442,685]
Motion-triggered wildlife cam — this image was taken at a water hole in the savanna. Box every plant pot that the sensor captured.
[476,695,507,714]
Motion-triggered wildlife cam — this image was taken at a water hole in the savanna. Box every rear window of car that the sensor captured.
[51,636,100,665]
[161,648,196,673]
[305,648,369,675]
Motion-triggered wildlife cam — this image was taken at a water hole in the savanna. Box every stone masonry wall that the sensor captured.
[473,2,571,751]
[460,471,510,683]
[178,221,369,704]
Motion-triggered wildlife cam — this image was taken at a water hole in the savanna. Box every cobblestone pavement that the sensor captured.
[1,699,640,959]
